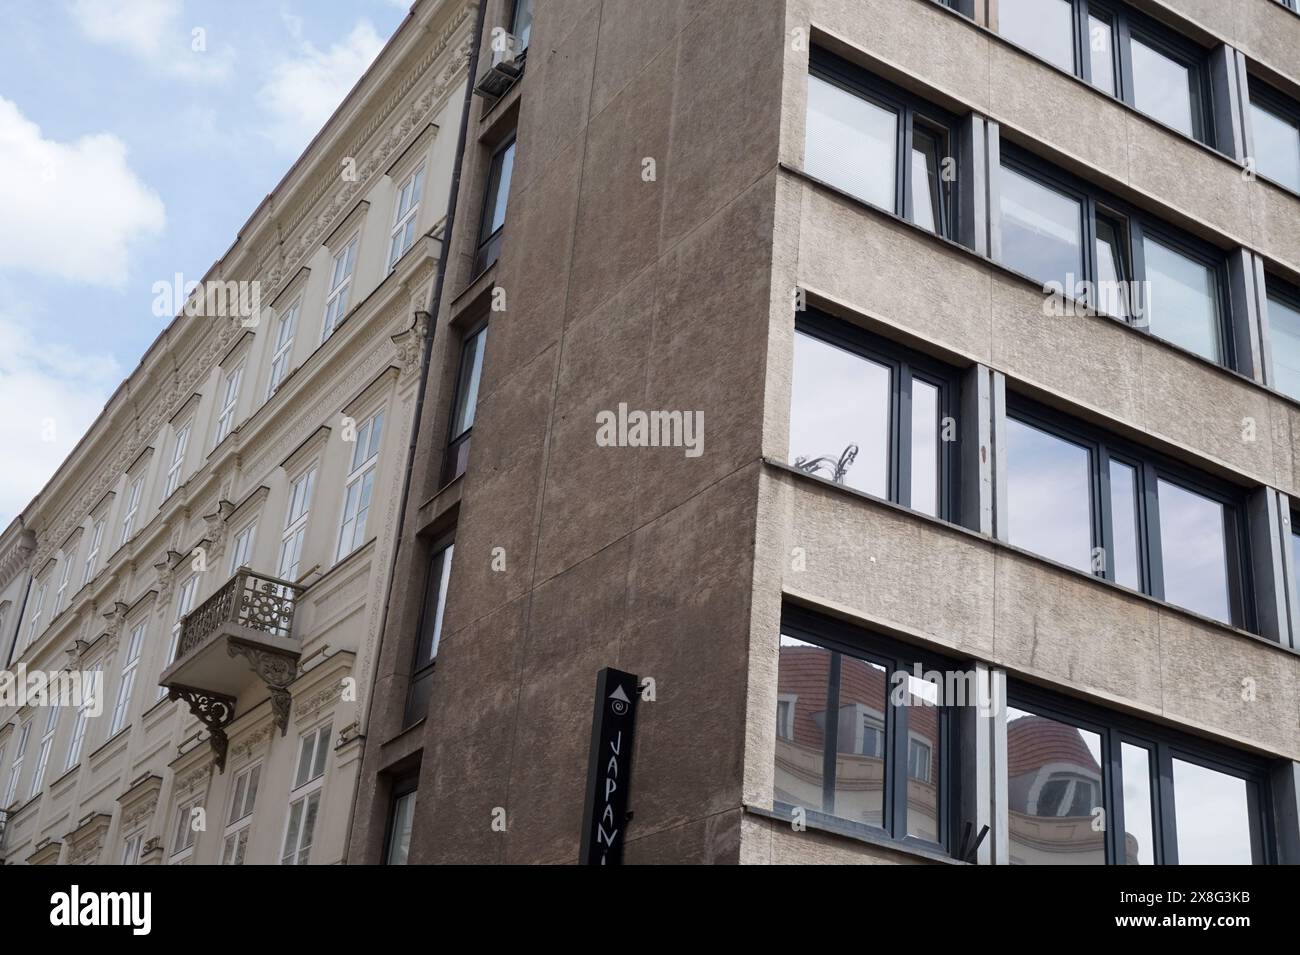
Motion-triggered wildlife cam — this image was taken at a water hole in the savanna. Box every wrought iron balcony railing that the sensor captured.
[178,568,301,662]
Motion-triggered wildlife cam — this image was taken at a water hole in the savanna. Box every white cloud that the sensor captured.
[69,0,234,80]
[0,97,166,287]
[259,20,385,154]
[0,293,121,525]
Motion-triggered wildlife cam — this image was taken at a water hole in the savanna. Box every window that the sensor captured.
[82,517,105,586]
[172,797,200,857]
[159,574,199,700]
[1007,685,1270,864]
[1267,277,1300,401]
[53,553,73,616]
[774,609,953,849]
[1250,80,1300,193]
[443,325,488,484]
[266,301,300,399]
[229,521,257,575]
[282,722,331,865]
[163,423,190,498]
[108,620,146,736]
[28,705,59,799]
[64,662,99,770]
[121,831,144,865]
[221,762,261,865]
[510,0,534,53]
[385,776,418,865]
[788,311,959,519]
[805,51,957,238]
[336,409,385,561]
[405,540,454,726]
[1005,397,1252,628]
[119,474,145,546]
[996,0,1213,145]
[474,136,515,274]
[24,578,46,650]
[388,163,426,271]
[214,363,243,445]
[997,149,1230,366]
[3,719,32,807]
[279,466,317,581]
[322,235,359,341]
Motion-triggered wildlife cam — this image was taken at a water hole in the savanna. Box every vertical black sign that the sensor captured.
[579,667,638,865]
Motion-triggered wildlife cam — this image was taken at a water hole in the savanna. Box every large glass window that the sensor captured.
[1266,279,1300,401]
[443,325,488,484]
[998,0,1075,72]
[1141,236,1221,363]
[775,610,954,852]
[998,164,1082,291]
[388,162,426,272]
[1251,94,1300,192]
[475,136,516,274]
[321,235,359,341]
[805,73,897,211]
[1008,687,1269,864]
[336,409,385,562]
[1129,35,1197,138]
[404,540,454,727]
[1006,399,1250,628]
[282,722,331,865]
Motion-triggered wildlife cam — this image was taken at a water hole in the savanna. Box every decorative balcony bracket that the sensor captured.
[228,641,298,737]
[168,685,236,773]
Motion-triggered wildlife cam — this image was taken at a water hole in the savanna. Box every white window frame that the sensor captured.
[82,518,105,586]
[776,693,797,740]
[53,554,73,616]
[228,520,258,575]
[171,796,200,860]
[266,299,301,399]
[321,234,359,342]
[158,575,199,700]
[28,704,59,799]
[335,409,385,562]
[221,761,261,865]
[278,465,317,582]
[214,363,244,445]
[24,579,46,650]
[280,721,332,864]
[163,422,191,498]
[119,473,145,547]
[108,619,147,736]
[3,719,32,807]
[388,161,426,272]
[64,661,100,770]
[121,830,144,865]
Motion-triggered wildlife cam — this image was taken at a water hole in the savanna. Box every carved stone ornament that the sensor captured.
[228,642,297,737]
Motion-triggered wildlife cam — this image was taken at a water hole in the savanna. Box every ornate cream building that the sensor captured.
[0,0,474,865]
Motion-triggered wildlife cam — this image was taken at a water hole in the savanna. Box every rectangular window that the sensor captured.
[279,466,317,581]
[998,162,1084,296]
[119,474,145,547]
[82,518,105,586]
[788,311,958,519]
[443,325,488,484]
[266,301,300,399]
[229,521,257,575]
[510,0,534,53]
[53,554,73,616]
[163,423,190,498]
[474,137,516,274]
[108,620,147,736]
[774,609,954,851]
[64,662,99,770]
[159,575,199,699]
[221,762,261,865]
[385,777,418,865]
[388,163,426,272]
[1007,685,1270,864]
[1266,277,1300,401]
[336,409,385,561]
[121,831,144,865]
[1251,82,1300,192]
[214,363,243,445]
[997,1,1213,146]
[405,541,454,726]
[322,235,359,341]
[24,579,46,650]
[3,719,32,807]
[1005,397,1251,628]
[28,705,59,799]
[282,722,331,865]
[805,51,956,238]
[173,798,199,856]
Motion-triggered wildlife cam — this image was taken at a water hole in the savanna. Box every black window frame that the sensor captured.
[1265,273,1300,402]
[509,0,534,55]
[808,48,962,241]
[473,133,516,276]
[403,533,455,727]
[998,144,1235,370]
[1008,681,1274,864]
[1006,393,1255,632]
[793,308,962,522]
[777,605,961,857]
[382,771,420,865]
[1248,76,1300,195]
[442,321,488,486]
[999,0,1215,148]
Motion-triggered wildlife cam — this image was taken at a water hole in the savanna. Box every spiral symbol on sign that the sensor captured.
[611,699,628,715]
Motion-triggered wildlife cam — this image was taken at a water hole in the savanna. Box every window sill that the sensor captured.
[745,804,964,864]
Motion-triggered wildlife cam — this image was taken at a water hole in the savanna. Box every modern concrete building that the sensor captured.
[0,0,475,865]
[349,0,1300,865]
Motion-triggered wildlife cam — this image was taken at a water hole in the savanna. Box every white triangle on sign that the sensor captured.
[609,684,630,704]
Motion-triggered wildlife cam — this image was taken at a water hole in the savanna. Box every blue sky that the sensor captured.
[0,0,413,524]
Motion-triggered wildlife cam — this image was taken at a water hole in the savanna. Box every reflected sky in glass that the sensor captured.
[1007,418,1093,572]
[1173,759,1253,864]
[999,164,1082,290]
[1088,16,1116,95]
[1131,38,1194,136]
[1267,294,1300,401]
[911,128,941,233]
[1121,743,1155,864]
[1158,478,1231,623]
[999,0,1075,73]
[1007,707,1105,865]
[790,332,890,496]
[1143,237,1219,362]
[1251,101,1300,192]
[910,379,940,516]
[1109,460,1141,589]
[805,74,897,210]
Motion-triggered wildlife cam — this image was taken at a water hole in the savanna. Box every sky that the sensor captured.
[0,0,414,526]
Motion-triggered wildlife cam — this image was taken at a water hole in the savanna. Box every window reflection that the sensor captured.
[1088,15,1116,95]
[910,125,944,234]
[805,74,897,211]
[1109,460,1141,589]
[904,675,940,841]
[834,656,889,826]
[1131,38,1195,137]
[999,164,1083,291]
[1094,213,1131,319]
[910,379,940,517]
[999,0,1075,73]
[1006,418,1093,572]
[1007,707,1105,865]
[1172,759,1253,864]
[1251,101,1300,192]
[1157,479,1231,624]
[1121,743,1155,864]
[1267,292,1300,401]
[774,635,831,813]
[1142,237,1220,362]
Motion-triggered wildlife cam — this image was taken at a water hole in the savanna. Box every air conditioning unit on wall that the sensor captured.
[474,33,523,100]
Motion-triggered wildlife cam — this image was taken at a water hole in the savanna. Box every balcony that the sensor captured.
[158,569,303,772]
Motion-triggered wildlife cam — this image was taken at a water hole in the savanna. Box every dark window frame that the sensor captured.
[794,308,962,522]
[382,771,420,865]
[808,48,962,240]
[509,0,534,54]
[403,532,455,727]
[999,144,1234,369]
[778,604,961,857]
[1009,681,1274,864]
[1006,393,1255,631]
[1265,273,1300,402]
[442,321,488,486]
[1248,76,1300,194]
[473,134,516,276]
